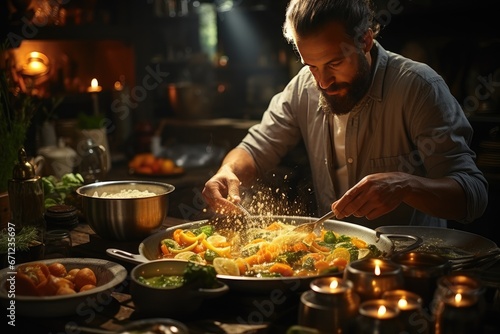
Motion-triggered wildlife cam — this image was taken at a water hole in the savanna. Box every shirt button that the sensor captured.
[347,157,354,164]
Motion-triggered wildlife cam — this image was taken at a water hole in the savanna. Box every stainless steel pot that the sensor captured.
[77,180,175,241]
[107,216,420,293]
[375,226,498,257]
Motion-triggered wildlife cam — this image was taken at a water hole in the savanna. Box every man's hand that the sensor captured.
[202,165,243,214]
[331,172,467,221]
[332,172,409,220]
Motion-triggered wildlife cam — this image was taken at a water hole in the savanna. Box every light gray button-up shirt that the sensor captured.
[238,41,488,228]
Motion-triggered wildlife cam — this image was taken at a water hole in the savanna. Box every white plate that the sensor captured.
[0,258,127,317]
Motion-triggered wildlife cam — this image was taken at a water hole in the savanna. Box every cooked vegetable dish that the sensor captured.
[158,220,382,277]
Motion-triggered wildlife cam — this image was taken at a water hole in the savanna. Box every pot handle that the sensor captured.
[194,282,230,299]
[106,248,148,264]
[376,232,423,254]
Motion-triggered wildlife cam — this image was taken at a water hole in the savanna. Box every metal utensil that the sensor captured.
[293,211,336,233]
[450,248,500,271]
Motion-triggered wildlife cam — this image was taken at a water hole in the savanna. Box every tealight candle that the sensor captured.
[391,251,450,309]
[432,274,486,334]
[355,299,404,334]
[299,277,360,333]
[344,258,404,301]
[430,273,485,316]
[382,290,430,334]
[434,291,484,334]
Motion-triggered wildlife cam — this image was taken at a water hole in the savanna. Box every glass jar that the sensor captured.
[77,138,107,184]
[44,229,72,259]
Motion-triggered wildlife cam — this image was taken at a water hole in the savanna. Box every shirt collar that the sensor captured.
[366,40,388,102]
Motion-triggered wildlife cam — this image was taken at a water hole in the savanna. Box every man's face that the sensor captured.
[295,22,372,114]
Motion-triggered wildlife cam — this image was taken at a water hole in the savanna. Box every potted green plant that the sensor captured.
[76,112,112,171]
[0,45,39,229]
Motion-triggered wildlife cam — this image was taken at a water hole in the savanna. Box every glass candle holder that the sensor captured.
[382,289,430,334]
[299,277,360,333]
[355,299,404,334]
[432,273,486,334]
[391,251,451,309]
[344,258,404,301]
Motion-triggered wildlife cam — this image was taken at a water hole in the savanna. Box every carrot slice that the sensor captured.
[269,263,294,277]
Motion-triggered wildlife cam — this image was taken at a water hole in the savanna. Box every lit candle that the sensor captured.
[434,291,484,334]
[344,258,404,301]
[382,290,429,334]
[391,251,450,309]
[311,277,349,295]
[298,277,360,333]
[87,78,102,115]
[432,274,486,334]
[355,299,403,333]
[382,289,422,312]
[87,78,102,93]
[446,292,474,307]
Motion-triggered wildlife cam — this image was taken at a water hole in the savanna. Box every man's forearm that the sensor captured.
[219,147,257,186]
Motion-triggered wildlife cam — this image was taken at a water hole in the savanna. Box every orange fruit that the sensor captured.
[65,268,79,283]
[48,263,67,277]
[135,165,153,174]
[79,284,96,292]
[56,286,77,295]
[74,268,97,291]
[151,158,162,173]
[142,153,156,167]
[160,159,175,174]
[38,275,75,296]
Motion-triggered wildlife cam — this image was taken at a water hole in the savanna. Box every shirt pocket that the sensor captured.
[370,154,423,174]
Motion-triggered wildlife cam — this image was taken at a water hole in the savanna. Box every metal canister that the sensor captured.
[8,147,46,259]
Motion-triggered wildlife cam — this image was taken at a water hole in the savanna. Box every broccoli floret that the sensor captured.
[337,235,352,243]
[241,244,260,257]
[323,231,337,244]
[302,256,316,270]
[162,238,180,250]
[192,225,214,237]
[276,251,307,265]
[348,248,359,261]
[204,249,220,262]
[183,262,218,288]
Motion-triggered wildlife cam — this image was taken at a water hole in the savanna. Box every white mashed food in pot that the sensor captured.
[92,189,157,198]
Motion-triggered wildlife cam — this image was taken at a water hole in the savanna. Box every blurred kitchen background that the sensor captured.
[1,0,499,243]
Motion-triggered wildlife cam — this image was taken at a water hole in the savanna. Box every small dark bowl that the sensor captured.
[130,259,229,317]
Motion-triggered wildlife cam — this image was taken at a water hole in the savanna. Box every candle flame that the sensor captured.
[455,293,462,303]
[91,78,99,88]
[329,280,339,289]
[374,263,381,276]
[398,298,408,308]
[377,305,387,316]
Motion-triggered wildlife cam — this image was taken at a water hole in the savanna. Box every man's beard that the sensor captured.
[318,52,371,115]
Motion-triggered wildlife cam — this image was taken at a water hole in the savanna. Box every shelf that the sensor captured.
[7,23,134,41]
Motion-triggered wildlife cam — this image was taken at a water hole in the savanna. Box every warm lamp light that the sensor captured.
[22,51,49,77]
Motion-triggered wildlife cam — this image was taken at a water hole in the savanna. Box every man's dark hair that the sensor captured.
[283,0,380,44]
